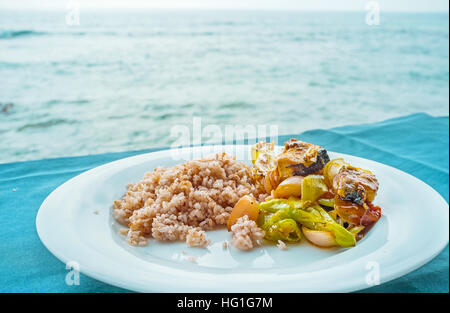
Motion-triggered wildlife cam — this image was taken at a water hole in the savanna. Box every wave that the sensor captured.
[220,101,255,109]
[0,30,46,39]
[0,29,225,40]
[17,119,75,132]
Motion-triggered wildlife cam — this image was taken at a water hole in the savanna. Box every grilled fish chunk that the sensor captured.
[324,158,379,205]
[333,166,379,205]
[251,141,279,193]
[277,139,330,179]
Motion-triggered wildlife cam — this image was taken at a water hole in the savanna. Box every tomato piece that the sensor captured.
[227,195,259,231]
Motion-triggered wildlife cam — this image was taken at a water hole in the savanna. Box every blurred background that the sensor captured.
[0,0,448,163]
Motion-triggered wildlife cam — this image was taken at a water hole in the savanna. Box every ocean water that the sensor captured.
[0,9,448,163]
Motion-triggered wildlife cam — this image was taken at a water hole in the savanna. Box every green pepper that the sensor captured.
[258,199,291,213]
[260,208,292,229]
[349,225,365,236]
[289,205,325,229]
[265,219,302,242]
[306,205,356,247]
[258,199,355,247]
[318,198,335,208]
[258,203,302,242]
[301,175,328,204]
[258,197,307,212]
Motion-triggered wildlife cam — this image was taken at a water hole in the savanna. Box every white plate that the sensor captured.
[36,145,449,292]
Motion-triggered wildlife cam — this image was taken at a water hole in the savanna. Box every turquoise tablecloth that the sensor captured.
[0,113,448,293]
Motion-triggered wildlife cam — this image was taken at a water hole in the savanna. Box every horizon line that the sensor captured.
[0,7,449,13]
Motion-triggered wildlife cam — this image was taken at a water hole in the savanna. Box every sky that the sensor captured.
[0,0,448,12]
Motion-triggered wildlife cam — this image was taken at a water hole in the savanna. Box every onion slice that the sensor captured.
[302,226,337,247]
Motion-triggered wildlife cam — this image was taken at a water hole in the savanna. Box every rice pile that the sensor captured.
[230,215,265,250]
[113,152,265,247]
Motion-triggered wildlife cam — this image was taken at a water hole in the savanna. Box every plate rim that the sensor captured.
[36,145,450,292]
